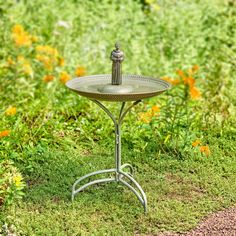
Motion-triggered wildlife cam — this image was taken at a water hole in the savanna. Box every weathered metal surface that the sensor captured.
[68,43,171,213]
[71,100,147,213]
[110,42,124,85]
[66,74,170,101]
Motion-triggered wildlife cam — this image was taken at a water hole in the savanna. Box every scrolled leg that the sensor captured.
[120,163,134,177]
[118,170,148,213]
[72,169,116,200]
[72,100,148,213]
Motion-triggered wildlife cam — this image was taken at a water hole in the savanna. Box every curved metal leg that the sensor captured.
[72,169,116,200]
[72,100,148,213]
[73,178,116,199]
[73,168,116,188]
[120,163,134,177]
[119,170,147,213]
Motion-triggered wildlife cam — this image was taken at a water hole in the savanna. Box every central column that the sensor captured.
[115,123,121,180]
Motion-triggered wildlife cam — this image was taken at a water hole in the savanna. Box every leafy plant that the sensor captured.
[0,160,25,208]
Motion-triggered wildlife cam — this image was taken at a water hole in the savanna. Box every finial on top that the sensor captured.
[115,42,120,51]
[110,42,124,85]
[110,42,124,62]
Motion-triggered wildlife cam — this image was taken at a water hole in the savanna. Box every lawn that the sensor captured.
[0,0,236,235]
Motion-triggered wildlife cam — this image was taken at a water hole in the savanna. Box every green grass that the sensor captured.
[3,129,236,235]
[1,0,236,235]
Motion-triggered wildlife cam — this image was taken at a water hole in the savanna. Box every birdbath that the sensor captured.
[66,43,171,213]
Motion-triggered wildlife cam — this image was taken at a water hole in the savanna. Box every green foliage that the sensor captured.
[0,160,25,208]
[1,135,236,235]
[0,0,235,234]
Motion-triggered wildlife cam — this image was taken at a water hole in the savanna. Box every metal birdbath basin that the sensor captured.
[66,43,171,213]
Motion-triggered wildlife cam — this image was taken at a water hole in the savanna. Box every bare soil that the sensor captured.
[158,206,236,236]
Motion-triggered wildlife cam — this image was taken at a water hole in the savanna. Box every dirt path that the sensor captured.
[159,206,236,236]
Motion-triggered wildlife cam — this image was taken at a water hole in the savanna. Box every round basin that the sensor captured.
[66,74,171,101]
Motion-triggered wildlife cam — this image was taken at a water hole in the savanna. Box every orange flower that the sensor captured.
[75,66,86,77]
[200,145,210,156]
[176,69,185,78]
[12,24,32,47]
[190,87,201,99]
[184,77,195,87]
[162,77,180,85]
[5,106,17,116]
[151,105,160,113]
[192,65,199,73]
[188,65,199,75]
[192,139,201,147]
[0,130,10,138]
[43,75,54,82]
[59,71,71,84]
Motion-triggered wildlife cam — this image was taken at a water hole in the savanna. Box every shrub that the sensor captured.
[0,160,25,208]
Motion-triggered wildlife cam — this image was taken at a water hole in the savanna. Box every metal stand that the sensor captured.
[72,100,147,213]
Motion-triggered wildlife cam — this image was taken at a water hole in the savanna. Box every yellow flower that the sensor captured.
[36,45,58,56]
[192,139,201,147]
[145,0,155,4]
[190,86,201,100]
[30,35,38,42]
[43,75,54,82]
[162,77,172,83]
[172,79,181,85]
[36,45,59,70]
[75,66,86,77]
[35,54,45,61]
[17,56,33,76]
[22,63,33,75]
[5,106,17,116]
[152,3,160,11]
[14,33,32,47]
[58,57,65,67]
[162,77,180,85]
[139,110,153,123]
[12,24,32,47]
[59,71,71,84]
[7,56,15,66]
[200,145,210,156]
[17,55,25,62]
[12,24,24,34]
[0,130,10,138]
[13,175,23,187]
[36,54,52,70]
